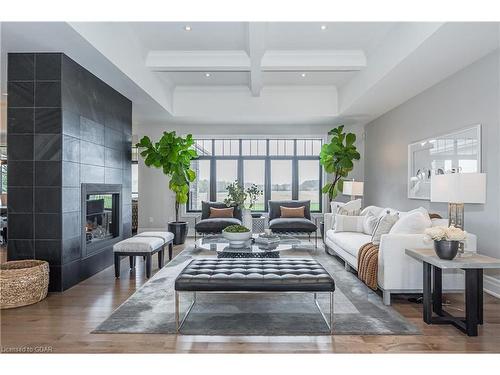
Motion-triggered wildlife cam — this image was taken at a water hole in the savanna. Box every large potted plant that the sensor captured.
[136,131,198,244]
[320,125,361,207]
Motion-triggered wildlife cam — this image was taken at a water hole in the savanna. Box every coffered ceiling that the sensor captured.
[1,22,499,129]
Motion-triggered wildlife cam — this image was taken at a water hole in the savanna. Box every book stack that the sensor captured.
[254,233,280,246]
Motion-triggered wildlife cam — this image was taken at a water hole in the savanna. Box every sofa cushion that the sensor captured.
[136,231,174,243]
[326,231,372,258]
[113,237,164,253]
[360,205,384,217]
[269,218,317,233]
[195,218,241,233]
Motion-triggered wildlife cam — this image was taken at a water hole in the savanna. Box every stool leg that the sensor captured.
[129,256,136,269]
[169,242,173,260]
[158,249,164,269]
[145,254,152,278]
[114,254,121,278]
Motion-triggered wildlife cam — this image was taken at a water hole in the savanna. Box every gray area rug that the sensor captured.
[94,246,419,335]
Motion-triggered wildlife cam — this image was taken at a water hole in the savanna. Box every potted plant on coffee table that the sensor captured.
[136,131,198,245]
[224,181,262,229]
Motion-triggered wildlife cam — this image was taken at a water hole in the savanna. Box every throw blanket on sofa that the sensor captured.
[357,242,379,290]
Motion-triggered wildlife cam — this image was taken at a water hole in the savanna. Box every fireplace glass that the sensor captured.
[85,193,119,244]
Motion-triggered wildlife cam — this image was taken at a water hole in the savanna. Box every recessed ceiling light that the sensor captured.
[320,25,327,31]
[205,73,211,77]
[184,25,192,31]
[301,73,307,78]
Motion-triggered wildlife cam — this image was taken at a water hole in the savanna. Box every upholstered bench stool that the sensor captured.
[174,258,335,333]
[113,231,174,278]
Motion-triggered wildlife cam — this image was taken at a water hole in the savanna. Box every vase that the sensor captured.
[434,240,459,260]
[242,208,253,231]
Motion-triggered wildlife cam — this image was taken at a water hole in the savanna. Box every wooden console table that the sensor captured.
[405,248,500,336]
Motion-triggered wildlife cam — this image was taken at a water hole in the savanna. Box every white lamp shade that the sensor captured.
[343,181,364,197]
[431,173,486,203]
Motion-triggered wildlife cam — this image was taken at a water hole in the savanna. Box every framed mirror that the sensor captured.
[407,125,481,200]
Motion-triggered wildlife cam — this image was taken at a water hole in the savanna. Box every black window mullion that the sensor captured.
[292,157,298,200]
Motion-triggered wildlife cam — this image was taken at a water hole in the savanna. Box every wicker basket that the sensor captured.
[0,260,49,309]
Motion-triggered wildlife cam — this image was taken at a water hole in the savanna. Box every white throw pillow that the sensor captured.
[362,212,379,235]
[336,199,362,216]
[330,201,345,213]
[371,213,399,245]
[389,211,432,234]
[334,214,365,233]
[399,206,428,218]
[360,205,384,217]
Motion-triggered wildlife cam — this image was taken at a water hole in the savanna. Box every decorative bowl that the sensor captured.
[222,229,252,248]
[434,240,459,260]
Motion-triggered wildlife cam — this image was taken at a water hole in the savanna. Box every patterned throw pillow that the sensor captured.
[371,213,399,245]
[336,199,362,216]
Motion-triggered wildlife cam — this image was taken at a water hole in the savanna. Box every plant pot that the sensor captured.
[242,208,253,231]
[434,240,459,260]
[168,221,188,245]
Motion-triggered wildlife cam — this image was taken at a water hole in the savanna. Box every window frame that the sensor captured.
[187,138,323,213]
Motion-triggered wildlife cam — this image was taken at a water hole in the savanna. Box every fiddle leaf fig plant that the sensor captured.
[320,125,361,204]
[136,131,198,222]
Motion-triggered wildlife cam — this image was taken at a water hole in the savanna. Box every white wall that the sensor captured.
[364,50,500,290]
[136,122,365,233]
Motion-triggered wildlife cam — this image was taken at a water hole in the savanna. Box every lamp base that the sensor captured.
[448,202,465,253]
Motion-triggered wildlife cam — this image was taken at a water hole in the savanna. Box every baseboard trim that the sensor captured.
[484,275,500,299]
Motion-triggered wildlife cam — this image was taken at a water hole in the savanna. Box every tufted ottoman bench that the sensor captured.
[174,258,335,333]
[113,231,174,278]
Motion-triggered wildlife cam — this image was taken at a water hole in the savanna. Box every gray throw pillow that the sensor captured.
[371,212,399,245]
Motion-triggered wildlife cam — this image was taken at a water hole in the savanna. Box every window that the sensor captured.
[244,159,265,210]
[270,160,292,200]
[216,159,238,202]
[189,159,210,211]
[188,138,323,212]
[299,160,320,211]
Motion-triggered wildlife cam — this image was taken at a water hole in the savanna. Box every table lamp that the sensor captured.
[343,180,364,201]
[430,172,486,229]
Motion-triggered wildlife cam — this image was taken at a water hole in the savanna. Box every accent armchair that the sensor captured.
[194,201,242,240]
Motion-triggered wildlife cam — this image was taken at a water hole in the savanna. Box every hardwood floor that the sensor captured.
[1,242,499,354]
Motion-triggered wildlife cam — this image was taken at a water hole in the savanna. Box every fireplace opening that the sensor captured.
[85,193,119,245]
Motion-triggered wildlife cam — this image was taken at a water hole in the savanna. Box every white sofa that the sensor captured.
[324,205,477,305]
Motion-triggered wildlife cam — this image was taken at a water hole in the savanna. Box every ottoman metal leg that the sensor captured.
[175,291,197,333]
[314,291,334,334]
[168,242,173,260]
[129,256,136,269]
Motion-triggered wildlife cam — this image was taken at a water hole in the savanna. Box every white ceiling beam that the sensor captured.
[247,23,267,96]
[146,50,250,71]
[261,50,367,71]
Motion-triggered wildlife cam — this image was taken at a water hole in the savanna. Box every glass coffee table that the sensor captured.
[195,234,315,258]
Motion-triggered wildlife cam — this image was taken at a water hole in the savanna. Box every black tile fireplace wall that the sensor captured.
[7,53,132,291]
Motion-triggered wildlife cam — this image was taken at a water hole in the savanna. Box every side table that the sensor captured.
[251,216,267,234]
[405,248,500,336]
